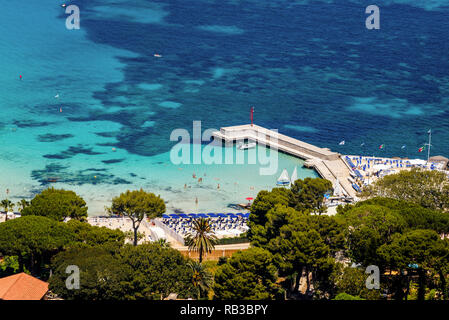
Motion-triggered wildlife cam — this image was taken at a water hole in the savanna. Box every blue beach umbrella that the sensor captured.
[169,214,180,219]
[217,213,227,218]
[162,214,170,219]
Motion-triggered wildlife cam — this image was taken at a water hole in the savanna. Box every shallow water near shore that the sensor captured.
[1,0,449,214]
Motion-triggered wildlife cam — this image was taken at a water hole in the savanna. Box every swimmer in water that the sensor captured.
[217,184,220,189]
[193,173,196,179]
[198,178,203,183]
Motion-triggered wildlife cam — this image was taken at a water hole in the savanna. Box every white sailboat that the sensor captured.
[276,169,290,186]
[290,166,298,186]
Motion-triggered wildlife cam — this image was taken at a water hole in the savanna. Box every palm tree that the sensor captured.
[1,199,14,221]
[16,199,30,213]
[184,218,218,263]
[188,261,213,300]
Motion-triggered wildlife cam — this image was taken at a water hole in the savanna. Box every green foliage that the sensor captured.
[15,199,30,213]
[155,238,171,248]
[0,199,14,212]
[213,247,283,300]
[337,203,406,267]
[65,219,125,247]
[185,218,218,263]
[188,261,213,299]
[117,244,195,299]
[378,229,449,300]
[334,292,365,300]
[50,246,132,300]
[21,187,88,221]
[0,216,74,275]
[290,177,333,214]
[332,266,381,300]
[362,168,449,211]
[353,197,449,234]
[50,244,196,300]
[216,233,249,245]
[109,189,165,246]
[0,256,19,277]
[249,188,291,227]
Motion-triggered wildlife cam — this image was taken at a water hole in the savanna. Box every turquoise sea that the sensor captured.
[1,0,448,214]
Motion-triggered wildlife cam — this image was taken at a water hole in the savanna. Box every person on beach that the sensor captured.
[198,178,203,183]
[217,184,220,189]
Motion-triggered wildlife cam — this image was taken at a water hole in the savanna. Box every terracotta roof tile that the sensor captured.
[0,273,48,300]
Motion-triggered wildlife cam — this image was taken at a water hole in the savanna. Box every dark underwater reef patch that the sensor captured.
[102,158,125,164]
[95,131,119,138]
[14,120,55,128]
[37,133,74,142]
[43,145,104,160]
[31,163,131,186]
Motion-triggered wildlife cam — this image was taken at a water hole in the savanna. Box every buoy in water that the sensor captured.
[112,147,116,152]
[19,75,22,80]
[59,107,62,113]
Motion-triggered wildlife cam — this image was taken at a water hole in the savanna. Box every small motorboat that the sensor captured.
[154,53,162,58]
[276,169,290,186]
[238,142,256,150]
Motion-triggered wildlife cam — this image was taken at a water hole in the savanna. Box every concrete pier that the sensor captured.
[212,124,357,199]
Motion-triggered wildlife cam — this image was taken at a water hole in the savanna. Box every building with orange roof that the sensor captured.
[0,273,49,300]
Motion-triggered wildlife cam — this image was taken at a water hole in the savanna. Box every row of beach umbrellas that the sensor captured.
[162,213,250,219]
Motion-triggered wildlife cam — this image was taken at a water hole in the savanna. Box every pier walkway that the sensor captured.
[212,124,357,199]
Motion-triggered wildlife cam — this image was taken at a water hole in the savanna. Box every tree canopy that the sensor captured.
[290,177,333,214]
[0,216,74,274]
[213,247,282,300]
[361,168,449,211]
[109,189,165,245]
[21,188,88,221]
[50,244,196,300]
